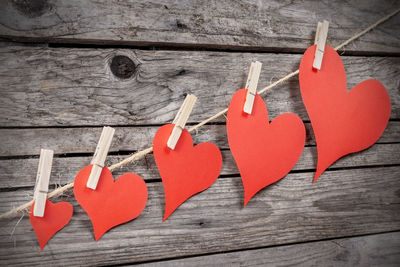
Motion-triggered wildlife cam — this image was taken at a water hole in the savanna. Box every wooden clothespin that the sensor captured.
[87,126,115,189]
[243,61,262,114]
[167,94,197,150]
[33,149,54,217]
[313,20,329,70]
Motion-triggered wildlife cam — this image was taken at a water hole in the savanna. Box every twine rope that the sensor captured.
[1,7,399,220]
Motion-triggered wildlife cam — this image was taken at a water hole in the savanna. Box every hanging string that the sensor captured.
[0,7,399,220]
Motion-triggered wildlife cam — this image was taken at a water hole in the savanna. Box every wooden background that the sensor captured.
[0,0,399,266]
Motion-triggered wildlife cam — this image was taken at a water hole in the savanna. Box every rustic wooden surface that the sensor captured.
[141,232,400,266]
[0,0,399,266]
[0,0,399,54]
[1,166,400,266]
[0,47,399,127]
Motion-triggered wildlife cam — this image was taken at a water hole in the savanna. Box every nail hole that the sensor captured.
[176,20,188,30]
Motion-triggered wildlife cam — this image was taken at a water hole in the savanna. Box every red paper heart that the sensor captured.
[299,45,391,181]
[227,89,305,206]
[30,200,73,250]
[74,165,148,240]
[153,124,222,221]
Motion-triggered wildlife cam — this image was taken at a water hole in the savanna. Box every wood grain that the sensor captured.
[0,47,399,127]
[0,166,399,266]
[0,2,399,265]
[1,121,399,157]
[0,143,399,190]
[0,0,399,53]
[141,232,400,267]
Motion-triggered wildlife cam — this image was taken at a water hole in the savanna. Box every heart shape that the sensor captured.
[74,165,148,240]
[227,89,305,206]
[299,45,391,181]
[153,124,222,221]
[30,200,73,250]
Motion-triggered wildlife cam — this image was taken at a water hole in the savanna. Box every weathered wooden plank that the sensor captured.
[0,166,399,266]
[0,0,399,53]
[141,232,400,267]
[0,143,399,190]
[0,47,399,127]
[1,121,399,157]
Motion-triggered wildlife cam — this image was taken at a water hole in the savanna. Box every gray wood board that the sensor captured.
[0,166,399,266]
[0,0,399,53]
[0,143,399,190]
[0,47,399,127]
[1,121,400,157]
[0,1,399,265]
[140,232,400,267]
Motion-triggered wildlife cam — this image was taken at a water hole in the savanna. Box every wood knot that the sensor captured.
[12,0,50,18]
[110,55,136,79]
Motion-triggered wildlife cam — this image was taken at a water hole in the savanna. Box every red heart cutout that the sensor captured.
[30,200,73,250]
[227,89,305,206]
[153,124,222,221]
[74,165,148,240]
[299,45,391,181]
